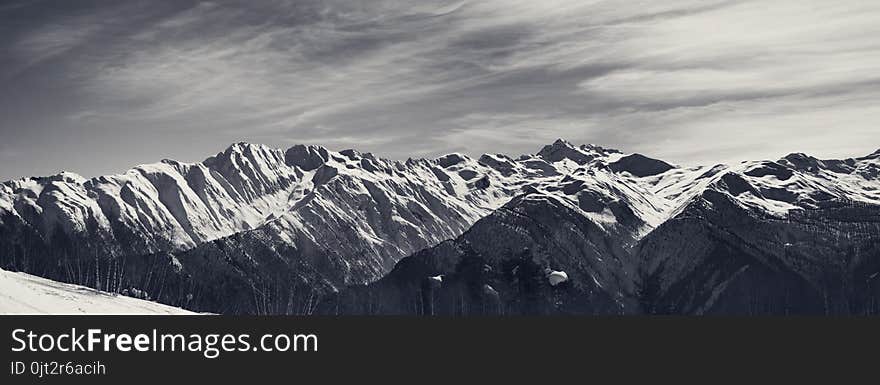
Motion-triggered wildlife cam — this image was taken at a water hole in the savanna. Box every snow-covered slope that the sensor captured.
[0,143,301,253]
[636,149,880,220]
[0,268,194,314]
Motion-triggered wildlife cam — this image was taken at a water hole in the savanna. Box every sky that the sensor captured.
[1,0,879,180]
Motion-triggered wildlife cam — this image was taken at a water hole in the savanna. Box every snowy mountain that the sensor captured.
[0,143,301,253]
[2,140,878,314]
[323,144,880,315]
[637,150,880,315]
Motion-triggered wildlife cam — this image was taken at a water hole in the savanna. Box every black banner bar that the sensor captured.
[1,316,878,383]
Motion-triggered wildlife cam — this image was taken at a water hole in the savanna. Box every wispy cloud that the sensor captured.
[0,0,878,179]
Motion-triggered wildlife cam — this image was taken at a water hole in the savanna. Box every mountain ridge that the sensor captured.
[2,139,878,314]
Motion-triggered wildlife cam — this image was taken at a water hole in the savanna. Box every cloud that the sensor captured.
[1,0,879,179]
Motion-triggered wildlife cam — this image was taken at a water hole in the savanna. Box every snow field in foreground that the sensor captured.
[0,268,195,315]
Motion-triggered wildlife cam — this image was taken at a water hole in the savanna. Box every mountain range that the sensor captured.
[2,140,879,315]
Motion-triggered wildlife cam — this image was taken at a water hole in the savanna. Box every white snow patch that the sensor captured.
[428,275,443,284]
[547,270,569,286]
[583,208,618,230]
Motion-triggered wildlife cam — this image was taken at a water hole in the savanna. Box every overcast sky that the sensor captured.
[1,0,878,180]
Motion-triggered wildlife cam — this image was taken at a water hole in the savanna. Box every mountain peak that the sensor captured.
[285,144,330,171]
[225,141,277,154]
[42,171,86,184]
[227,141,255,151]
[779,152,822,171]
[553,138,574,146]
[580,143,622,155]
[537,139,600,165]
[608,153,673,177]
[435,153,471,168]
[202,142,286,172]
